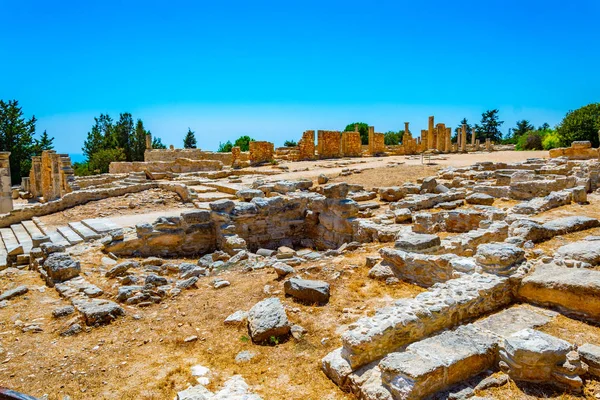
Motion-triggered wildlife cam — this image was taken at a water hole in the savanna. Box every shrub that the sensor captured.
[555,103,600,147]
[88,148,126,174]
[217,141,233,152]
[516,131,544,150]
[284,140,297,147]
[542,131,561,150]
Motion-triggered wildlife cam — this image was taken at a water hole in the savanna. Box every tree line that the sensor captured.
[0,100,55,184]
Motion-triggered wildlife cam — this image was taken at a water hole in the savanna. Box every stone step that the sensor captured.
[21,220,45,238]
[68,221,101,241]
[10,223,32,253]
[338,273,513,369]
[32,217,48,235]
[334,305,558,400]
[57,225,84,245]
[81,218,121,234]
[46,229,70,247]
[519,262,600,322]
[0,228,20,250]
[203,182,245,195]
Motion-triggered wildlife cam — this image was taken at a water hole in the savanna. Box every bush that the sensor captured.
[516,131,544,150]
[73,162,92,176]
[284,140,297,147]
[88,148,126,174]
[555,103,600,147]
[542,131,561,150]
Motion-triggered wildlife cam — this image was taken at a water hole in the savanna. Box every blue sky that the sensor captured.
[1,0,599,156]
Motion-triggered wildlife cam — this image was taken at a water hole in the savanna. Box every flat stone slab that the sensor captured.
[68,221,101,241]
[519,263,600,321]
[81,218,121,234]
[379,324,497,400]
[556,240,600,265]
[0,285,28,301]
[72,298,125,326]
[57,225,84,245]
[394,233,440,253]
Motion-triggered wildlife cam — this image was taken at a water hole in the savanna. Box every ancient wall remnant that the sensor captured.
[368,126,385,156]
[297,130,316,160]
[41,150,62,202]
[317,130,342,159]
[249,141,274,165]
[145,133,152,149]
[549,141,599,160]
[0,152,13,213]
[341,131,362,157]
[29,156,42,198]
[109,159,223,174]
[145,148,233,164]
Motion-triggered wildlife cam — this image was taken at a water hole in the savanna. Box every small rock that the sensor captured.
[213,279,230,289]
[235,350,255,363]
[272,262,294,278]
[52,306,75,318]
[184,335,198,343]
[224,310,248,325]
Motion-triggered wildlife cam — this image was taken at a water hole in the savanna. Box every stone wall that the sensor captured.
[0,182,194,228]
[549,141,599,160]
[368,126,385,155]
[249,141,275,165]
[145,149,233,164]
[109,158,223,174]
[29,156,42,198]
[340,131,362,157]
[298,130,316,160]
[317,131,342,159]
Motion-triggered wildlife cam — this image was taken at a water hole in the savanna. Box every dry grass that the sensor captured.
[0,243,424,400]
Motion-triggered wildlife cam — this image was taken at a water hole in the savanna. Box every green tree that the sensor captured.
[513,120,535,137]
[453,118,472,143]
[83,114,114,159]
[384,130,403,145]
[0,100,37,183]
[183,128,197,149]
[476,110,504,142]
[555,103,600,147]
[32,130,54,155]
[343,122,369,145]
[218,141,233,152]
[233,135,254,151]
[114,113,134,161]
[284,140,297,147]
[131,119,149,161]
[152,136,167,149]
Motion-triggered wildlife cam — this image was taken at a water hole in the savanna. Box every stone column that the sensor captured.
[368,126,375,154]
[461,124,467,152]
[29,156,42,198]
[145,133,152,150]
[471,128,476,146]
[475,139,481,151]
[404,122,410,137]
[437,123,446,152]
[0,152,13,213]
[41,150,62,202]
[427,116,434,150]
[486,138,492,151]
[445,128,451,153]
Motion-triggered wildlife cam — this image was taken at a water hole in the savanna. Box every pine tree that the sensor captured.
[32,130,55,155]
[132,119,149,161]
[453,118,472,143]
[0,100,37,183]
[152,136,167,149]
[114,113,134,161]
[183,128,197,149]
[476,110,504,142]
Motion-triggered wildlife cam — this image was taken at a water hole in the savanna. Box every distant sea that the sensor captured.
[69,153,86,163]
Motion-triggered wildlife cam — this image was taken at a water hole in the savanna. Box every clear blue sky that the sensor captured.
[2,0,599,156]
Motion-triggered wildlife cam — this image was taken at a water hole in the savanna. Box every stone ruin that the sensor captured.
[550,140,600,160]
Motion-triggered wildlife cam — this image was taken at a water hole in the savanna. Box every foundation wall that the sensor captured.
[109,159,223,174]
[317,131,342,159]
[249,141,275,165]
[145,149,233,164]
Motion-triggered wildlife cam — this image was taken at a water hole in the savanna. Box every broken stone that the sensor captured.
[272,262,294,278]
[0,285,28,301]
[44,253,80,282]
[394,233,441,253]
[247,297,290,343]
[105,261,139,278]
[466,193,495,205]
[475,243,525,275]
[284,277,330,304]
